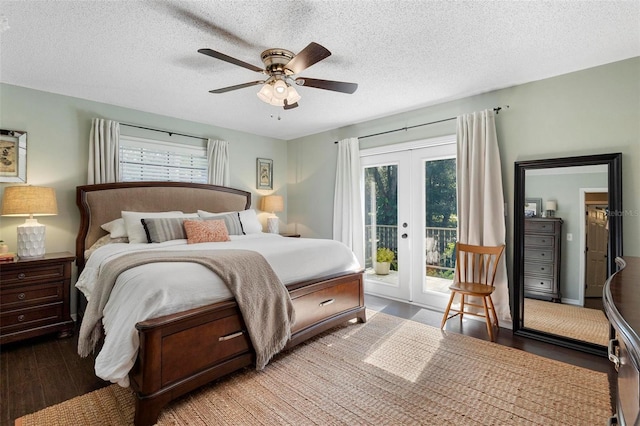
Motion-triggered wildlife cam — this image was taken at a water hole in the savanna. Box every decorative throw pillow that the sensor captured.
[196,211,245,235]
[184,219,231,244]
[142,217,188,243]
[122,211,196,244]
[198,209,263,234]
[100,218,128,238]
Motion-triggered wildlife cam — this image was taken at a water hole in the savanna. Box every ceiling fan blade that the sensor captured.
[209,80,265,94]
[198,48,264,73]
[285,42,331,74]
[295,77,358,94]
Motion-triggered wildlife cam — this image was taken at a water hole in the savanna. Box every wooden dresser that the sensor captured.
[523,218,563,302]
[604,257,640,426]
[0,252,75,344]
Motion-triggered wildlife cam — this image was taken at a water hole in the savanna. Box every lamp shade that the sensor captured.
[545,200,557,211]
[1,186,58,217]
[261,195,284,213]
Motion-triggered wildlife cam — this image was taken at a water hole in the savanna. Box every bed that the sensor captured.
[75,182,366,426]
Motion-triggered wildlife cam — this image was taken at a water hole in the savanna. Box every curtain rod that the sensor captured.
[333,105,509,144]
[120,123,207,141]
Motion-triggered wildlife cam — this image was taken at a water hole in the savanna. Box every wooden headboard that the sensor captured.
[76,182,251,271]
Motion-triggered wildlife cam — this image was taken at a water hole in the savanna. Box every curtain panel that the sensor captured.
[88,118,120,184]
[456,109,510,322]
[207,139,230,186]
[333,137,364,268]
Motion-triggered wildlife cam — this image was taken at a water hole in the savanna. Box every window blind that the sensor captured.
[119,136,208,183]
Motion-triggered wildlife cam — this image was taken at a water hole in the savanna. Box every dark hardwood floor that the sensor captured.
[0,294,613,425]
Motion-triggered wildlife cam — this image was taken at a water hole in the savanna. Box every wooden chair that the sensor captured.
[440,243,505,342]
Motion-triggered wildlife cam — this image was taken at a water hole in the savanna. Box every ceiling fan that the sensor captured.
[198,42,358,110]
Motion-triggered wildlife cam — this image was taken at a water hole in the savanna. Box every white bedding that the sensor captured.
[76,233,360,386]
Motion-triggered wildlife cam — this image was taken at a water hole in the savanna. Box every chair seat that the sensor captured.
[448,281,495,296]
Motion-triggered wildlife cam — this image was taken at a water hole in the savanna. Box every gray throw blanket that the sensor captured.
[78,249,295,370]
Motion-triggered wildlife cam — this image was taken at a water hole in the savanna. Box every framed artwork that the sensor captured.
[256,158,273,190]
[0,129,27,183]
[524,198,542,218]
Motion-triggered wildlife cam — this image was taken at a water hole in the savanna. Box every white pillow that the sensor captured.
[121,211,197,244]
[239,209,262,234]
[198,209,263,234]
[100,218,127,238]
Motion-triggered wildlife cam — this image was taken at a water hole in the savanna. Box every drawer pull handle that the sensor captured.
[219,331,244,342]
[319,299,335,307]
[18,273,26,280]
[608,339,620,371]
[17,293,26,300]
[17,314,25,322]
[539,282,544,286]
[540,253,545,257]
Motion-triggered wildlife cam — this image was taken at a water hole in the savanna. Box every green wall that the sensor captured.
[287,57,640,279]
[0,84,288,314]
[1,57,638,316]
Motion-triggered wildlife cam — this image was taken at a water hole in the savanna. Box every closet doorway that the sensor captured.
[360,136,457,311]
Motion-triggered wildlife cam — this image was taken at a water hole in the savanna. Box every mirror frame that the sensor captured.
[513,153,622,356]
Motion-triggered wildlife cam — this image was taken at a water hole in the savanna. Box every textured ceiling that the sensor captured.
[1,1,638,140]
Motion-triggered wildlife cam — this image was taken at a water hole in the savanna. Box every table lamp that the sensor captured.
[261,195,283,234]
[545,200,557,218]
[1,186,58,258]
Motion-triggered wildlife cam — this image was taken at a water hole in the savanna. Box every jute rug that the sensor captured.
[524,298,609,346]
[16,311,611,425]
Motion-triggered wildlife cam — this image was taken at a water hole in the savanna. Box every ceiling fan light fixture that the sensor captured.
[272,79,288,100]
[286,85,301,104]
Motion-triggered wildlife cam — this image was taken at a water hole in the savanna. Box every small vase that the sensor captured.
[0,242,8,254]
[374,262,390,275]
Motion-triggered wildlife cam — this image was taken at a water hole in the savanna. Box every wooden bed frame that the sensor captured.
[75,182,366,426]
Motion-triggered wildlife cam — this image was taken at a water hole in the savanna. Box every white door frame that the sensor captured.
[577,187,607,306]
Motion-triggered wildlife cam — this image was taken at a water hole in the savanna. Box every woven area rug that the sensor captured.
[524,298,609,346]
[16,311,611,425]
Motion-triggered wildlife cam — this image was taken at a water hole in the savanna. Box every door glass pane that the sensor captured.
[364,165,398,285]
[424,158,457,294]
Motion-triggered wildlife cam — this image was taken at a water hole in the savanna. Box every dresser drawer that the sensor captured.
[524,262,554,277]
[524,235,555,247]
[291,277,361,333]
[0,302,64,333]
[0,281,64,309]
[524,248,554,263]
[0,263,66,286]
[524,276,553,292]
[525,220,559,234]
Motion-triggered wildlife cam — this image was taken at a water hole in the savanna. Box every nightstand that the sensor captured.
[280,233,301,238]
[0,251,75,345]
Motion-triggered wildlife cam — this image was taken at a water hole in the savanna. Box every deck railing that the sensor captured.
[365,225,458,275]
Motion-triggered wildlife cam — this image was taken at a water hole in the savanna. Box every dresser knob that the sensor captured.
[17,293,26,300]
[17,273,26,280]
[17,315,25,322]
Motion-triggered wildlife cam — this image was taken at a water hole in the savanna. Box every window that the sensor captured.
[119,136,207,183]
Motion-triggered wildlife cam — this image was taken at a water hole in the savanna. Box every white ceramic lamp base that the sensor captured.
[17,219,46,259]
[267,216,279,234]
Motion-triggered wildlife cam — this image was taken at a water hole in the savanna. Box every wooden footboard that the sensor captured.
[129,272,365,426]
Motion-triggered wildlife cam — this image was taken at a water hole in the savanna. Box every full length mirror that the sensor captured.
[513,153,622,356]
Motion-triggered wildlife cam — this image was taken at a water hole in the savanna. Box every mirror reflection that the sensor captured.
[522,165,610,347]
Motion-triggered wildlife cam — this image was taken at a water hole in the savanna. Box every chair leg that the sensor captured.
[482,296,495,342]
[441,291,456,329]
[459,294,465,323]
[487,296,499,329]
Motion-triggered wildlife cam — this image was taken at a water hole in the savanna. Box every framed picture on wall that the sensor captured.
[0,129,27,183]
[256,158,273,190]
[524,198,542,218]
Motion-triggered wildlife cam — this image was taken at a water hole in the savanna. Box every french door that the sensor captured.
[361,136,457,310]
